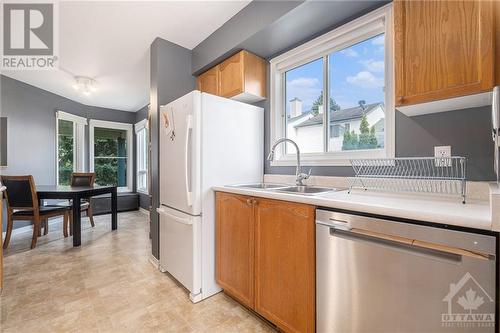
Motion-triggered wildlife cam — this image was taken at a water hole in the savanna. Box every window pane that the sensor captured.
[136,127,148,193]
[94,127,128,187]
[95,157,127,187]
[94,127,128,157]
[285,58,324,153]
[328,33,385,152]
[58,119,73,186]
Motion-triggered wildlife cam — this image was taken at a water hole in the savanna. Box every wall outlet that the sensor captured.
[434,145,451,167]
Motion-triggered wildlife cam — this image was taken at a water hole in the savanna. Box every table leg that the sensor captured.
[72,195,81,247]
[111,187,117,230]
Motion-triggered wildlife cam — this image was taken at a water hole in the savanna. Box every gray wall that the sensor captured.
[191,0,495,181]
[264,105,495,181]
[150,38,196,259]
[0,75,137,230]
[191,1,303,74]
[135,104,151,210]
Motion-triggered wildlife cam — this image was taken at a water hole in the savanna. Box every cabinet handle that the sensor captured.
[246,198,252,206]
[252,199,258,205]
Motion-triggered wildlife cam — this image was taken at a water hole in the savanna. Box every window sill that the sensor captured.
[270,149,391,167]
[137,190,149,195]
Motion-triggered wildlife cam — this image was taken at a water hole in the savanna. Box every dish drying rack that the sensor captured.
[347,157,467,203]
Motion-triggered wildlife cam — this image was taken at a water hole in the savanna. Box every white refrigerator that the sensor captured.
[157,91,263,303]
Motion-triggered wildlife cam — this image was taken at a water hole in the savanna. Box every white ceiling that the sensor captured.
[2,1,250,112]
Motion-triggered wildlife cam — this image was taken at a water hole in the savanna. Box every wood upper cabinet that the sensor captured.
[197,50,267,103]
[254,198,315,333]
[496,0,500,85]
[197,65,219,96]
[395,0,496,106]
[215,192,255,308]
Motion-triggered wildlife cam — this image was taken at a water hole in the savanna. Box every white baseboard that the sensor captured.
[139,207,150,215]
[149,254,159,269]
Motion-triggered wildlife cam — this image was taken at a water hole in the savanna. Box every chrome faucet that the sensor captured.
[267,138,311,186]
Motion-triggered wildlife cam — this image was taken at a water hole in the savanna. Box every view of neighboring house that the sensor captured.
[286,97,385,152]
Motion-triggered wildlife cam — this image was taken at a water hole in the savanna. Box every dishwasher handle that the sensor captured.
[328,225,493,261]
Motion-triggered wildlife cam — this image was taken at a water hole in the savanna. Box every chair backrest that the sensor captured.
[0,175,38,210]
[71,173,95,187]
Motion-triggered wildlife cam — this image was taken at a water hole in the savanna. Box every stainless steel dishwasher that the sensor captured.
[316,209,497,333]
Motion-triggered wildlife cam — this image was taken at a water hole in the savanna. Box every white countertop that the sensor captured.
[213,185,494,231]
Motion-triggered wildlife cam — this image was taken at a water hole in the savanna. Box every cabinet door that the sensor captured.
[255,198,315,333]
[197,65,219,95]
[215,192,255,308]
[496,0,500,86]
[219,52,244,98]
[395,0,494,106]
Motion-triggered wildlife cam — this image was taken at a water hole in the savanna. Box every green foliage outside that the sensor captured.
[342,115,378,150]
[311,91,341,116]
[93,128,127,187]
[57,124,128,187]
[58,120,73,186]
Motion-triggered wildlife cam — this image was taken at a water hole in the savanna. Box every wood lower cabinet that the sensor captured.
[215,192,315,333]
[197,65,219,96]
[215,192,255,308]
[395,0,495,106]
[254,198,315,333]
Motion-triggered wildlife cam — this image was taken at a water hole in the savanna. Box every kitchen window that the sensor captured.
[56,111,86,185]
[89,119,133,192]
[270,4,394,166]
[135,119,149,194]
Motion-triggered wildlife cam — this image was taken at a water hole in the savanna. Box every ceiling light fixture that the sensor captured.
[72,76,98,95]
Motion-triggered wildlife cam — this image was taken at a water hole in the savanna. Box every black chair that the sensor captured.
[1,175,70,249]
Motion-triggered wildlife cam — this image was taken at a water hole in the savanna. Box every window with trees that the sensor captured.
[270,5,394,166]
[56,111,86,185]
[89,120,133,192]
[135,119,148,194]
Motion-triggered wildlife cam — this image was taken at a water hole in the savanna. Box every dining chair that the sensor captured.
[1,175,70,249]
[54,173,96,236]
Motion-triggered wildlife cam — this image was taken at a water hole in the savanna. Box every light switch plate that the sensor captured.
[434,146,451,167]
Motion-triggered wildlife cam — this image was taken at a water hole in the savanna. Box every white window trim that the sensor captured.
[55,111,87,185]
[89,119,133,192]
[135,119,149,194]
[269,4,395,167]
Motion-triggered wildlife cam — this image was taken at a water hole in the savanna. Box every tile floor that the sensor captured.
[0,211,276,333]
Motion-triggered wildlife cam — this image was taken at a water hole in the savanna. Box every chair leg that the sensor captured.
[69,213,73,236]
[63,212,69,238]
[31,217,40,249]
[43,218,49,235]
[3,214,13,249]
[87,205,95,228]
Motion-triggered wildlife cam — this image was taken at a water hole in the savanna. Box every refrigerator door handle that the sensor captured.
[185,115,193,207]
[157,207,193,225]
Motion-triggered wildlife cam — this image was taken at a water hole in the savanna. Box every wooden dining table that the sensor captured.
[36,185,117,247]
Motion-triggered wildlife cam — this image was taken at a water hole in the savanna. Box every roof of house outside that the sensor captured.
[288,110,312,122]
[294,102,384,128]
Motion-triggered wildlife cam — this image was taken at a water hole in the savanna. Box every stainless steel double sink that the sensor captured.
[228,183,341,196]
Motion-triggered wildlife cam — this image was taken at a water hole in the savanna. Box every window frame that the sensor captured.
[135,118,149,195]
[55,111,87,185]
[89,119,133,192]
[269,4,394,166]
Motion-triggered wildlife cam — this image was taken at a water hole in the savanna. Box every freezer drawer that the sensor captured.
[158,206,202,301]
[316,210,496,333]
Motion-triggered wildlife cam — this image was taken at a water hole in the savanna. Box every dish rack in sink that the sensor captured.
[347,157,467,203]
